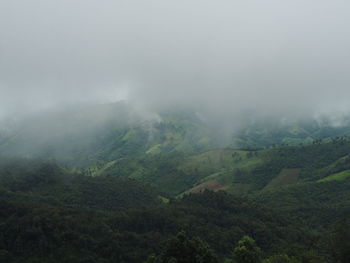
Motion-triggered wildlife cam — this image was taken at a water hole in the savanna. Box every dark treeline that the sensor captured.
[0,191,348,263]
[0,146,349,262]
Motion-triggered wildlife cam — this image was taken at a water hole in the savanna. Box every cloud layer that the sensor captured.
[1,0,350,119]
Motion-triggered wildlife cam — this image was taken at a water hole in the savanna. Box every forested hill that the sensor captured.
[0,158,163,210]
[0,148,348,262]
[0,105,349,262]
[0,175,312,263]
[90,138,350,195]
[2,103,350,167]
[0,158,304,262]
[89,138,350,233]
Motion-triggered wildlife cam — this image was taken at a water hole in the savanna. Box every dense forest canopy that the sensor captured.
[0,134,349,262]
[0,108,349,263]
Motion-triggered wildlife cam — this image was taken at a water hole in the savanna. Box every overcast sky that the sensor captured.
[1,0,350,119]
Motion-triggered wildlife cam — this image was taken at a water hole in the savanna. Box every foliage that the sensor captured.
[0,158,163,210]
[84,138,350,198]
[146,231,218,263]
[262,254,300,263]
[317,170,350,182]
[328,216,350,263]
[0,159,309,263]
[255,178,350,227]
[232,236,262,263]
[0,129,350,262]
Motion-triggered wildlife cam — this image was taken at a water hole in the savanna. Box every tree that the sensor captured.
[329,216,350,263]
[263,254,300,263]
[232,236,262,263]
[146,231,218,263]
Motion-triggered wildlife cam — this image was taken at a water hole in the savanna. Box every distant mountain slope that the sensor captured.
[0,157,163,210]
[87,139,350,239]
[0,103,218,167]
[233,115,350,148]
[2,103,350,168]
[91,138,350,197]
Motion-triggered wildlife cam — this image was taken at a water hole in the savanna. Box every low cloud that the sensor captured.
[1,0,350,120]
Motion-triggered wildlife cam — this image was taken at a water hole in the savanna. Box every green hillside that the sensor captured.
[264,169,300,189]
[90,138,350,198]
[255,178,350,227]
[2,104,350,168]
[0,158,163,210]
[318,170,350,182]
[0,106,350,262]
[0,157,347,262]
[92,148,264,195]
[0,104,219,167]
[0,142,348,262]
[0,157,317,263]
[233,116,350,148]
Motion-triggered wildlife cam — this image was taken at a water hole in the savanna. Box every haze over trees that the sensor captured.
[0,1,350,262]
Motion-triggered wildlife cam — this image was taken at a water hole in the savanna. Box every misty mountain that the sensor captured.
[233,113,350,148]
[0,105,349,263]
[2,1,350,262]
[0,103,216,167]
[2,103,350,167]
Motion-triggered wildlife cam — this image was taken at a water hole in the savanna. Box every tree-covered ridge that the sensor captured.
[0,114,350,262]
[0,158,163,210]
[232,115,350,148]
[0,153,348,262]
[0,189,310,263]
[254,178,350,226]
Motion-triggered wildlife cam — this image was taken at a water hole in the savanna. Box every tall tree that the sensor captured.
[330,216,350,263]
[146,231,218,263]
[232,236,262,263]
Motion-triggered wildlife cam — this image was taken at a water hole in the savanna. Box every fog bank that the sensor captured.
[1,0,350,120]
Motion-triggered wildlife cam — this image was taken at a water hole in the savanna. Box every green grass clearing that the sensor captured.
[318,170,350,182]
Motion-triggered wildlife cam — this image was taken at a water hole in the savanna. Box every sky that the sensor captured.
[1,0,350,119]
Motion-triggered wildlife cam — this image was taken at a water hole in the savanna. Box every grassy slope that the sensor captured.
[94,148,267,195]
[318,170,350,182]
[91,138,350,198]
[179,149,265,195]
